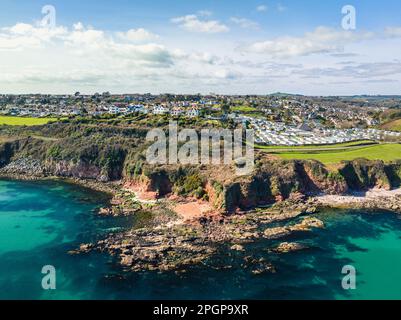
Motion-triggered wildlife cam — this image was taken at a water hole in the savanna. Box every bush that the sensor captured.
[183,174,203,195]
[47,145,62,160]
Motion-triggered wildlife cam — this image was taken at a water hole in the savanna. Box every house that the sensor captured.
[119,107,128,114]
[128,105,145,113]
[171,107,184,116]
[153,105,169,115]
[186,107,199,118]
[108,105,121,114]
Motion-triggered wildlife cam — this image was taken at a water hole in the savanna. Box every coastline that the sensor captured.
[2,169,401,216]
[3,172,401,273]
[313,188,401,213]
[0,172,119,196]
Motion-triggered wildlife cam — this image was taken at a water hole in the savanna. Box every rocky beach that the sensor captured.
[1,127,401,275]
[2,156,401,274]
[314,188,401,213]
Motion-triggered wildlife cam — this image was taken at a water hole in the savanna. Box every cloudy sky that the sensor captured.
[1,0,401,95]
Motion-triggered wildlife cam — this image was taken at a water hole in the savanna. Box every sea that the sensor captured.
[1,179,401,300]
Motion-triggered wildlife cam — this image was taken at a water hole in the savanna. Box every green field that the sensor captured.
[0,116,59,126]
[255,140,376,151]
[276,143,401,164]
[231,105,258,113]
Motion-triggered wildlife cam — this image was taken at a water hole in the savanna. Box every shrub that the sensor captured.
[47,145,62,160]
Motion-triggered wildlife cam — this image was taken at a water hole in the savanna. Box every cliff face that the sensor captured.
[124,159,401,213]
[338,159,399,190]
[0,141,18,167]
[0,135,128,181]
[217,160,348,212]
[1,129,401,213]
[45,160,107,181]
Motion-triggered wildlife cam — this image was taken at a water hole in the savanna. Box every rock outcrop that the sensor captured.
[123,158,401,214]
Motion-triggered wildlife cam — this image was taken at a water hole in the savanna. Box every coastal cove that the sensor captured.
[1,179,401,300]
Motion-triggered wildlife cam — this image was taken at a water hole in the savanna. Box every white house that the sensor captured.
[153,105,170,115]
[186,107,199,118]
[108,105,120,114]
[128,105,145,113]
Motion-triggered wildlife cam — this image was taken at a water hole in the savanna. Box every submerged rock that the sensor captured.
[263,227,291,240]
[230,244,245,251]
[297,217,325,230]
[68,243,94,255]
[271,242,308,253]
[76,206,325,272]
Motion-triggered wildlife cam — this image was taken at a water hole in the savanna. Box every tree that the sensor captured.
[221,103,231,114]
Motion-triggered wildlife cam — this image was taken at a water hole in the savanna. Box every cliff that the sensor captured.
[1,123,401,214]
[122,158,401,213]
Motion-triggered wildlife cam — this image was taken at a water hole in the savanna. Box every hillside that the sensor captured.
[381,119,401,132]
[1,122,401,214]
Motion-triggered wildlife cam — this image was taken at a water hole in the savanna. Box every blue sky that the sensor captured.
[2,0,401,36]
[1,0,401,31]
[1,0,401,95]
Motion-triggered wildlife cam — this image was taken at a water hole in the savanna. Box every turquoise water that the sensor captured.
[1,179,401,300]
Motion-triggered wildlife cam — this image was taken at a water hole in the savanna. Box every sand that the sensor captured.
[173,201,215,221]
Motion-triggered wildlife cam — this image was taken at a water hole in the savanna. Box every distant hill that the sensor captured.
[268,92,304,97]
[343,95,401,100]
[267,93,401,100]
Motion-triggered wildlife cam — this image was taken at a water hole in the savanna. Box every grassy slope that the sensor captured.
[0,116,59,126]
[381,119,401,132]
[276,144,401,164]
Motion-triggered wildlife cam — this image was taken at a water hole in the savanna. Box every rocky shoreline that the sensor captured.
[2,157,401,274]
[0,171,119,196]
[0,157,120,195]
[313,189,401,214]
[70,207,325,273]
[3,173,401,274]
[70,186,401,273]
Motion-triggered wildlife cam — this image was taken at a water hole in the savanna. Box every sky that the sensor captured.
[1,0,401,95]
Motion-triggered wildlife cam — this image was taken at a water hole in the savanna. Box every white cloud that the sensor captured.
[230,17,259,30]
[295,61,401,79]
[66,27,106,49]
[73,22,84,31]
[0,21,251,93]
[213,69,242,79]
[0,22,169,64]
[0,22,176,84]
[116,28,159,42]
[384,27,401,37]
[1,20,400,95]
[256,5,268,12]
[171,14,229,33]
[0,23,68,50]
[244,27,374,58]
